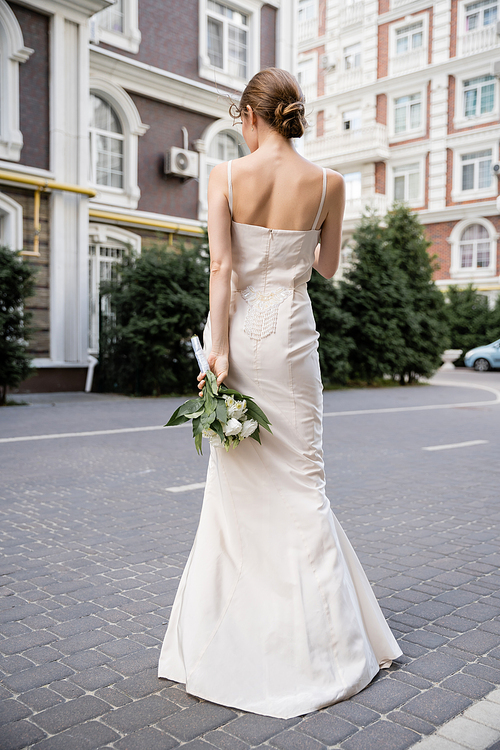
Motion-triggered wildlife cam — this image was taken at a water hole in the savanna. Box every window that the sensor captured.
[298,0,316,22]
[463,75,495,117]
[91,0,141,54]
[207,1,248,79]
[198,119,249,220]
[343,109,362,131]
[88,225,141,353]
[395,21,423,53]
[0,3,33,161]
[89,79,148,210]
[0,192,23,251]
[344,43,361,70]
[394,93,421,133]
[344,172,362,201]
[461,149,492,191]
[465,0,497,30]
[393,163,420,202]
[297,59,316,102]
[459,224,491,268]
[89,95,124,189]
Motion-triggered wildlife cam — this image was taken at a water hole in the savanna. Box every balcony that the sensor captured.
[340,1,364,27]
[389,47,427,76]
[304,123,389,168]
[298,18,318,44]
[344,194,389,222]
[301,82,317,104]
[458,25,498,56]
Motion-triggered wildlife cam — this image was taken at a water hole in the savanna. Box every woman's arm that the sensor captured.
[198,162,232,391]
[313,170,346,280]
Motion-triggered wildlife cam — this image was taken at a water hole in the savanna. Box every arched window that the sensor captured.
[89,79,148,209]
[0,2,33,160]
[89,95,124,189]
[197,121,249,220]
[207,130,247,175]
[449,218,498,278]
[459,223,491,269]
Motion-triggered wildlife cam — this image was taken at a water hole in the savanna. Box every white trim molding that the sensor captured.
[388,13,429,78]
[88,221,141,251]
[90,0,141,54]
[448,216,499,280]
[0,0,33,161]
[0,190,23,249]
[388,151,426,208]
[198,0,263,92]
[453,67,498,130]
[451,139,498,203]
[388,82,427,143]
[89,76,148,209]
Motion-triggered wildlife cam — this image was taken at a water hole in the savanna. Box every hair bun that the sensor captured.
[273,100,307,139]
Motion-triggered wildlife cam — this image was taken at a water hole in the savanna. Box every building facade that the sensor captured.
[1,0,294,391]
[298,0,500,302]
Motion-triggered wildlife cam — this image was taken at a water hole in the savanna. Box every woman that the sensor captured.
[158,68,402,719]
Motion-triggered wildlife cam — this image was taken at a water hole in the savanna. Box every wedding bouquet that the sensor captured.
[165,337,272,454]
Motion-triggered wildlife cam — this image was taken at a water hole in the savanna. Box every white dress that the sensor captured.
[158,162,402,719]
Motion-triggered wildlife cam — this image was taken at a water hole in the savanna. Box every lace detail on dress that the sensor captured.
[240,286,292,341]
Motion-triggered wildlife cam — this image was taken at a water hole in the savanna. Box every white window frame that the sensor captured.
[463,0,498,32]
[0,1,33,161]
[89,78,148,210]
[297,55,317,105]
[454,70,497,129]
[88,223,141,354]
[195,118,249,221]
[343,41,361,70]
[452,143,496,202]
[389,14,428,75]
[389,156,425,207]
[0,191,23,250]
[449,217,498,279]
[389,86,426,141]
[90,0,141,54]
[198,0,262,92]
[342,108,362,131]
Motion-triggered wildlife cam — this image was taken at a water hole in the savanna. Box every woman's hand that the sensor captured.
[197,352,229,394]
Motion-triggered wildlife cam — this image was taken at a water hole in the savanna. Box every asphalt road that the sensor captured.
[0,368,499,750]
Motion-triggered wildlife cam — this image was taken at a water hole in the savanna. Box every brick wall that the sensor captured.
[260,5,276,69]
[450,0,457,57]
[9,3,50,170]
[316,110,324,138]
[423,220,456,281]
[319,0,326,36]
[1,186,50,356]
[378,0,390,14]
[376,94,387,125]
[130,94,216,218]
[375,162,386,194]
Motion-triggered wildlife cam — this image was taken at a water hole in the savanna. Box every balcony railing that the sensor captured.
[458,26,498,56]
[301,82,317,104]
[389,47,427,76]
[344,194,389,221]
[298,18,318,43]
[304,123,389,166]
[340,1,364,27]
[334,67,363,92]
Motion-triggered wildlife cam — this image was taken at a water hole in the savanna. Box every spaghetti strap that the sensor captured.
[227,160,233,218]
[312,168,327,231]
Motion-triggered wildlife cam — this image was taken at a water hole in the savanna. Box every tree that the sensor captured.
[0,246,36,405]
[307,269,354,385]
[340,211,410,383]
[97,239,210,396]
[443,284,494,365]
[384,203,448,382]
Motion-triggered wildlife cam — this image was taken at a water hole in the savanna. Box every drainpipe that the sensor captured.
[85,355,98,393]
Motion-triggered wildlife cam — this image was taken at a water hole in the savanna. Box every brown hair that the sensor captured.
[229,68,308,140]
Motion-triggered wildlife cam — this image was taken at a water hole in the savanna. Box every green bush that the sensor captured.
[0,246,36,405]
[444,284,498,366]
[97,240,209,396]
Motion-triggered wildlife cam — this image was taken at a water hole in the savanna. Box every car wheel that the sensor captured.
[474,358,490,372]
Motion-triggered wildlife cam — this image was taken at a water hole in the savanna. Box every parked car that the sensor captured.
[464,339,500,371]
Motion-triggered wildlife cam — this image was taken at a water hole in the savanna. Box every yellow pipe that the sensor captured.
[33,189,40,256]
[89,208,205,235]
[0,169,97,197]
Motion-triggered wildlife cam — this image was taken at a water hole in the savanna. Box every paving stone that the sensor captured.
[0,718,46,750]
[406,602,455,620]
[354,677,419,712]
[159,702,237,742]
[0,629,59,655]
[50,678,86,699]
[3,661,74,692]
[33,720,120,750]
[441,673,494,698]
[70,664,123,690]
[17,686,64,712]
[406,653,466,681]
[434,615,478,633]
[269,728,326,750]
[105,694,179,733]
[341,719,419,750]
[438,715,500,749]
[111,647,159,676]
[403,687,471,724]
[387,710,435,735]
[203,729,251,750]
[403,631,448,648]
[449,630,500,655]
[48,615,107,637]
[298,712,356,744]
[463,700,500,731]
[178,741,218,750]
[94,685,134,707]
[98,638,141,657]
[32,694,111,734]
[0,697,32,725]
[56,630,115,655]
[326,700,380,725]
[0,653,34,674]
[117,667,164,698]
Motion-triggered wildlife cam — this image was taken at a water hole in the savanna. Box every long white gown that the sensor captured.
[158,162,402,719]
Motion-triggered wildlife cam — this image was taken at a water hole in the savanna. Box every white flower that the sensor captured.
[240,418,258,439]
[224,395,247,419]
[202,428,222,447]
[223,418,243,436]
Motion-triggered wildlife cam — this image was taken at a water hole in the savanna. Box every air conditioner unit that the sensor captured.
[321,55,336,71]
[492,161,500,176]
[165,147,199,179]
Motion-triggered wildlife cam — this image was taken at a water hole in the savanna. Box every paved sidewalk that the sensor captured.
[1,372,499,749]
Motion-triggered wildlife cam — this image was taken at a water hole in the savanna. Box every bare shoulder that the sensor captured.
[208,161,228,186]
[326,168,345,192]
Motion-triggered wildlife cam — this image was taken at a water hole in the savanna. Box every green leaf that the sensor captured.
[216,398,228,424]
[194,431,203,455]
[249,428,261,444]
[165,407,190,426]
[211,419,225,441]
[205,371,218,397]
[192,416,203,436]
[245,402,272,431]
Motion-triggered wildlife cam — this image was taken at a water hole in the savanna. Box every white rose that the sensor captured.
[240,418,258,439]
[202,428,222,447]
[223,418,243,436]
[228,399,247,419]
